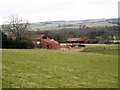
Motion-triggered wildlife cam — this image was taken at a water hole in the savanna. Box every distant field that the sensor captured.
[30,21,117,31]
[2,45,118,88]
[84,44,118,55]
[86,22,117,27]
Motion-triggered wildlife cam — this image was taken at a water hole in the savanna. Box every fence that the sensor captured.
[85,46,119,50]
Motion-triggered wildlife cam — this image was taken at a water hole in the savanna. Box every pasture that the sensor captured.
[30,20,117,30]
[2,44,118,88]
[84,44,118,55]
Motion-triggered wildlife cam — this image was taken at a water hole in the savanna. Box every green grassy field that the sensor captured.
[0,49,2,89]
[84,44,118,55]
[30,20,117,30]
[2,46,118,88]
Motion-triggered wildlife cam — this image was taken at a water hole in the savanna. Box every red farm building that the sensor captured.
[66,38,85,47]
[33,34,60,49]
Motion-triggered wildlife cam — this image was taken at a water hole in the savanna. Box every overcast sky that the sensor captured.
[0,0,119,24]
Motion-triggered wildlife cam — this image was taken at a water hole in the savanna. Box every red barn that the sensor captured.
[33,34,60,49]
[66,38,85,47]
[67,38,84,43]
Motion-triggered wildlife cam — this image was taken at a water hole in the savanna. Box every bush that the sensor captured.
[2,40,34,49]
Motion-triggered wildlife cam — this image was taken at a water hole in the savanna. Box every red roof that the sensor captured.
[32,34,60,49]
[41,39,60,49]
[42,39,59,45]
[67,38,84,42]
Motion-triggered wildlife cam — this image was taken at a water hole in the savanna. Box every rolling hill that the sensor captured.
[30,18,118,31]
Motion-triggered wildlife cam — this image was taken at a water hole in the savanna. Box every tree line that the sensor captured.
[34,26,119,44]
[1,16,119,49]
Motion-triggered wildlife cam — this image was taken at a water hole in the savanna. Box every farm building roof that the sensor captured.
[32,34,60,49]
[42,39,59,45]
[66,38,84,42]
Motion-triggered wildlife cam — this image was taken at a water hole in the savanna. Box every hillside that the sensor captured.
[30,18,118,31]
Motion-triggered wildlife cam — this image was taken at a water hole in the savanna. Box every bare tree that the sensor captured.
[2,16,31,41]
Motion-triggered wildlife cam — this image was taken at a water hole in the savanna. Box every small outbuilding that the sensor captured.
[66,38,85,47]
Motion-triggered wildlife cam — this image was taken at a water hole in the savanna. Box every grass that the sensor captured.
[2,47,118,88]
[84,44,118,55]
[0,49,2,89]
[30,21,117,31]
[86,22,117,27]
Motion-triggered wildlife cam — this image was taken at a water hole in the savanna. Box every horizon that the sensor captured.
[0,17,118,25]
[31,17,118,22]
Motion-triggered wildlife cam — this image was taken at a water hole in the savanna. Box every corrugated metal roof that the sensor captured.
[67,38,84,42]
